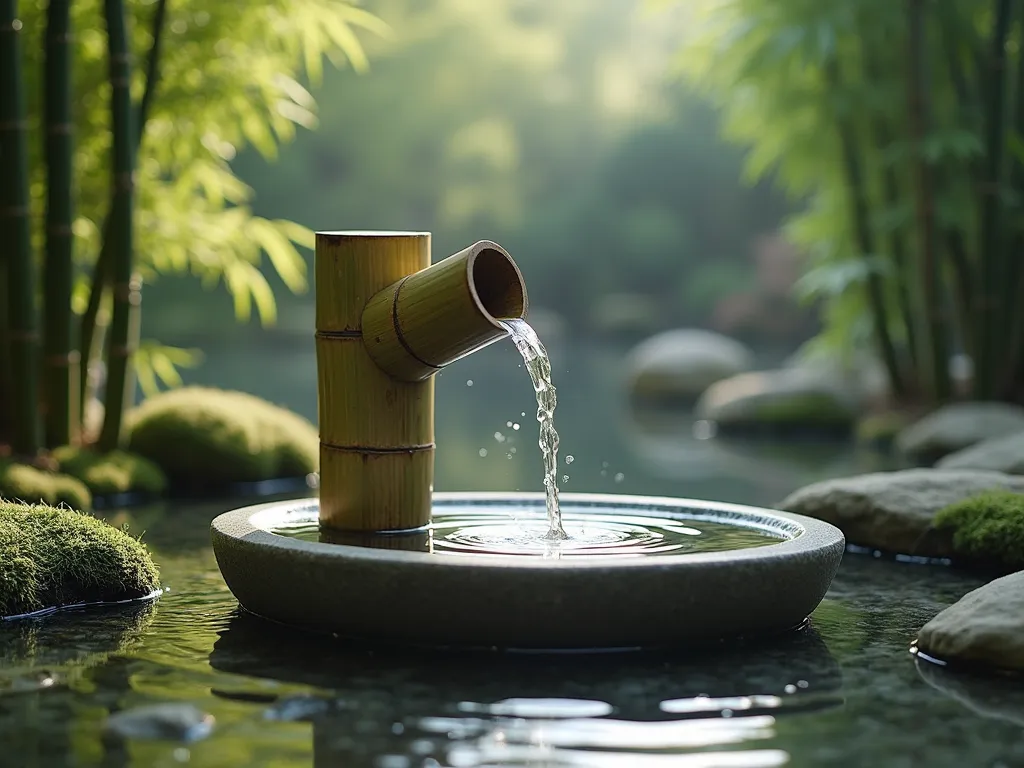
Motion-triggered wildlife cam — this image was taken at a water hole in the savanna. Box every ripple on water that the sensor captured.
[270,509,784,558]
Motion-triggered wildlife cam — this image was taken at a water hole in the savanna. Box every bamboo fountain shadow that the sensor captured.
[211,232,845,650]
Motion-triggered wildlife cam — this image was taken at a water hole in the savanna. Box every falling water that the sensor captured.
[499,318,568,540]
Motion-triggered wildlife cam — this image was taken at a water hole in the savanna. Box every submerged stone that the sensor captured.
[917,570,1024,672]
[127,386,318,488]
[897,402,1024,464]
[104,703,214,742]
[626,329,753,403]
[779,469,1024,557]
[695,369,857,435]
[936,431,1024,475]
[0,501,159,619]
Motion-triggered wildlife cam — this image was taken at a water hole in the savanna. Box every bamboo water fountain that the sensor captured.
[211,231,845,650]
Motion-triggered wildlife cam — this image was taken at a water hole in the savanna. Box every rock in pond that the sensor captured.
[778,469,1024,557]
[897,402,1024,464]
[917,570,1024,672]
[104,703,214,742]
[936,431,1024,474]
[695,369,857,435]
[0,501,159,618]
[626,329,753,403]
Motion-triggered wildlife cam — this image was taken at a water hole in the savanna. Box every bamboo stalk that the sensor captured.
[42,0,78,448]
[0,258,11,444]
[907,0,951,401]
[97,0,135,451]
[362,241,528,381]
[974,0,1013,399]
[316,231,434,531]
[0,0,40,456]
[1001,10,1024,397]
[826,59,906,399]
[79,0,167,420]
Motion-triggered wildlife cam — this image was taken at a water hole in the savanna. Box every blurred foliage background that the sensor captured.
[143,0,810,358]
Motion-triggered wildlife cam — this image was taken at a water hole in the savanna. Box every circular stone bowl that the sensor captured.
[211,492,845,650]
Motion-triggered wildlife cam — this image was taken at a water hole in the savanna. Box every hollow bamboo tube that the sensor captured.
[315,231,433,531]
[362,240,529,381]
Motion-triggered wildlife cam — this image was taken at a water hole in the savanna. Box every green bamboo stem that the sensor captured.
[1002,10,1024,397]
[827,59,906,399]
[974,0,1013,399]
[0,0,40,456]
[97,0,135,451]
[907,0,951,402]
[42,0,78,448]
[80,0,167,422]
[0,258,11,443]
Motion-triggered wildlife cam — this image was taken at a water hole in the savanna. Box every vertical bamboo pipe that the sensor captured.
[316,232,434,531]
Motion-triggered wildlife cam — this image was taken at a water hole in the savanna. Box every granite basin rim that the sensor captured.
[210,492,845,649]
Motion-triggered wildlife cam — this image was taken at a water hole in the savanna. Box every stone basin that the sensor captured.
[211,492,845,650]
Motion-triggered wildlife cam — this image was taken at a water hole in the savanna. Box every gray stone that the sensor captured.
[695,369,857,430]
[917,570,1024,672]
[897,402,1024,463]
[778,469,1024,556]
[936,430,1024,474]
[627,329,753,402]
[104,703,215,742]
[211,493,844,649]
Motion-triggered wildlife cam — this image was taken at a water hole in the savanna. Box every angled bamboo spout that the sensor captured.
[315,231,528,532]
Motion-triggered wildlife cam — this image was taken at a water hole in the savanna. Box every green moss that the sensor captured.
[751,393,853,426]
[856,411,912,445]
[0,501,159,618]
[934,490,1024,572]
[52,446,167,498]
[127,386,318,487]
[0,460,92,510]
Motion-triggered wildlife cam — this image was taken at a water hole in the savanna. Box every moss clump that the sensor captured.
[127,386,318,488]
[0,460,92,510]
[856,411,913,446]
[0,501,159,618]
[752,392,854,426]
[934,490,1024,572]
[53,446,167,498]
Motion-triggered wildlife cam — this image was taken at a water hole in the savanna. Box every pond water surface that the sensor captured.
[2,336,1021,766]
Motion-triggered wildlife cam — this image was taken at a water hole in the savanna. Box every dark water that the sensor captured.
[1,337,1021,766]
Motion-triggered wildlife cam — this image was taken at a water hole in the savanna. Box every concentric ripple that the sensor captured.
[268,508,783,558]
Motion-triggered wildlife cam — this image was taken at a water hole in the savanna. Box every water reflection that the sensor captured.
[208,610,842,767]
[916,660,1024,728]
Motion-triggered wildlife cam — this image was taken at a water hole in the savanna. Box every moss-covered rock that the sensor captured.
[0,501,159,618]
[127,386,318,488]
[934,490,1024,573]
[856,411,913,448]
[0,460,92,510]
[53,446,168,499]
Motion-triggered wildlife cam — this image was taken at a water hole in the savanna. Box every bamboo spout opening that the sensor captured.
[469,246,527,324]
[362,240,530,382]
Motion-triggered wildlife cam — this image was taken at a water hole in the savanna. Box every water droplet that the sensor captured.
[565,455,574,464]
[561,475,569,483]
[721,709,733,718]
[602,461,609,468]
[510,447,517,454]
[507,453,514,460]
[512,423,520,430]
[521,412,526,417]
[506,421,513,427]
[391,722,405,735]
[784,684,797,694]
[466,379,474,387]
[600,470,607,477]
[797,680,809,689]
[494,432,506,443]
[614,472,625,483]
[478,448,488,458]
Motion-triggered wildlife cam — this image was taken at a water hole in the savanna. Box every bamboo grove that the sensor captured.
[0,0,162,457]
[0,0,381,460]
[684,0,1024,406]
